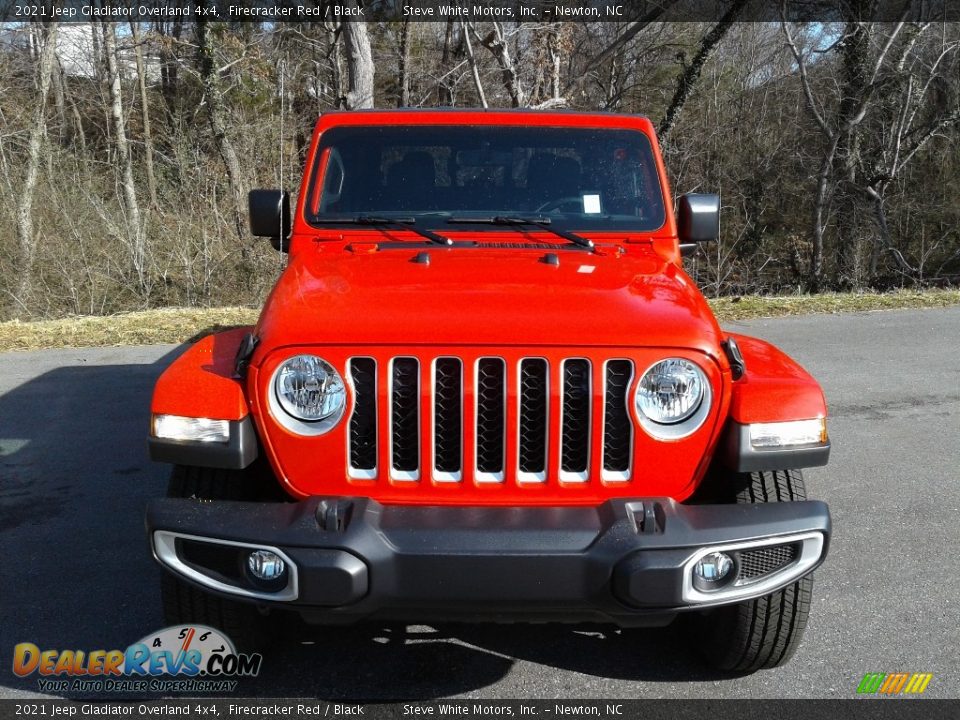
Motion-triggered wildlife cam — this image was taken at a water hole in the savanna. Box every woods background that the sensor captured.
[1,6,959,321]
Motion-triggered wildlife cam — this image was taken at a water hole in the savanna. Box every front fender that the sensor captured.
[719,334,829,472]
[727,334,827,424]
[149,327,258,469]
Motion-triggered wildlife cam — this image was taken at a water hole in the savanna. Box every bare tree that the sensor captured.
[342,11,375,109]
[103,21,147,297]
[477,22,524,107]
[397,19,411,107]
[782,10,908,289]
[437,20,455,104]
[196,16,247,243]
[461,20,488,108]
[658,0,748,140]
[130,21,159,209]
[561,4,676,100]
[860,24,960,279]
[12,22,58,315]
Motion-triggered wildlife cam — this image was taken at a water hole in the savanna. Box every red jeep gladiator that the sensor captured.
[147,110,831,672]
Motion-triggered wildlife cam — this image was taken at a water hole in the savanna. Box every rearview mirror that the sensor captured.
[249,189,291,252]
[677,193,720,253]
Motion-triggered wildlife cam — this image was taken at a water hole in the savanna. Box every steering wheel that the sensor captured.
[536,196,584,214]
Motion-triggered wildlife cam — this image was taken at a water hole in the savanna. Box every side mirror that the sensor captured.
[677,193,720,256]
[249,189,291,252]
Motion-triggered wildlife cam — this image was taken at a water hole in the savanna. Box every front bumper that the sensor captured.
[146,497,830,627]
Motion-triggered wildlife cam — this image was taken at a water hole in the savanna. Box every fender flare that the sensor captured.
[148,327,258,469]
[720,334,830,472]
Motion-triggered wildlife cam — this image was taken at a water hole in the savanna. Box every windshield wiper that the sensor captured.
[312,215,453,246]
[447,216,594,250]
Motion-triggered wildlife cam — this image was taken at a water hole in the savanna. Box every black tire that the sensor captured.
[688,469,815,673]
[160,462,282,651]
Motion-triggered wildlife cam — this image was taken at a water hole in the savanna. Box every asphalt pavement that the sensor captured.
[0,306,957,699]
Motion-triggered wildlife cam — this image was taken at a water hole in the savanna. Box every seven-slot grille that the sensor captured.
[347,355,636,485]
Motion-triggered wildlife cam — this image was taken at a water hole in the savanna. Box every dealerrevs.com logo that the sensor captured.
[13,625,262,694]
[856,672,933,695]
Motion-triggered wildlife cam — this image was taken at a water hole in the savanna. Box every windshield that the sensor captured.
[306,125,666,233]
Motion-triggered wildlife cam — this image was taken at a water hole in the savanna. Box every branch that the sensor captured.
[561,1,677,98]
[460,21,488,109]
[658,0,748,139]
[781,11,832,140]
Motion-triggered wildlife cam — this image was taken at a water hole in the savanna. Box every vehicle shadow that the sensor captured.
[0,344,720,701]
[238,622,726,700]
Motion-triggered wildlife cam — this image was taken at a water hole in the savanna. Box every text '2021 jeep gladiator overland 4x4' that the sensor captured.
[147,110,831,672]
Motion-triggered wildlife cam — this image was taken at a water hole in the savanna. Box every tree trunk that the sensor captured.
[50,54,67,146]
[832,19,869,289]
[130,21,159,209]
[479,22,524,107]
[461,21,488,108]
[103,22,147,299]
[342,9,375,109]
[437,20,454,104]
[548,26,563,101]
[397,19,410,107]
[196,16,247,244]
[13,22,59,315]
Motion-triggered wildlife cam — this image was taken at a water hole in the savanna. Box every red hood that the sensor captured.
[253,243,722,356]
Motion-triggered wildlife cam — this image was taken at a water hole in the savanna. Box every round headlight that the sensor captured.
[273,355,346,423]
[636,358,707,425]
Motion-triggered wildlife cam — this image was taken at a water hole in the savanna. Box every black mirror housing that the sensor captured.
[677,193,720,244]
[249,189,291,251]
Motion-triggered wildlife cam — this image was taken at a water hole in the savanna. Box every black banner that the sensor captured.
[2,0,959,23]
[0,701,959,720]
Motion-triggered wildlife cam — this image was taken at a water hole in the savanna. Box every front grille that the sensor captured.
[602,360,634,479]
[347,358,377,477]
[738,543,799,581]
[475,358,506,480]
[560,359,591,481]
[517,359,548,481]
[390,357,420,479]
[348,353,637,486]
[433,358,463,480]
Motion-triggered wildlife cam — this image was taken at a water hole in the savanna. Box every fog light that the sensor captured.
[247,550,286,582]
[694,551,733,584]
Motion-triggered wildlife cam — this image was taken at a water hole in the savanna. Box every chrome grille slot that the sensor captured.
[390,357,420,480]
[432,357,463,482]
[347,358,377,478]
[560,359,591,482]
[517,358,549,482]
[475,357,506,482]
[602,360,634,480]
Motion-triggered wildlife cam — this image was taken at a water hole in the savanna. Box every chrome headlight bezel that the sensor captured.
[635,358,712,440]
[269,355,346,436]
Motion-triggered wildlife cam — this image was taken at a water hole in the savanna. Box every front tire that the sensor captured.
[159,463,281,650]
[688,469,815,672]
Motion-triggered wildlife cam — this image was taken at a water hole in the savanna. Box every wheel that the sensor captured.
[686,469,815,672]
[159,463,284,651]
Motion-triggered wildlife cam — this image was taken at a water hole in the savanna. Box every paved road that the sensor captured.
[1,307,958,700]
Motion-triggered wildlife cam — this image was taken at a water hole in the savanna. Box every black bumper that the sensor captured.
[146,497,830,627]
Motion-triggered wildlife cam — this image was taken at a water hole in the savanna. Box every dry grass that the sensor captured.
[1,289,958,352]
[0,307,259,353]
[708,288,960,322]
